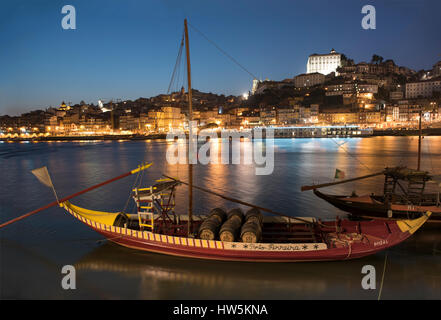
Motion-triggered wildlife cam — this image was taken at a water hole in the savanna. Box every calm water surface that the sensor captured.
[1,137,440,299]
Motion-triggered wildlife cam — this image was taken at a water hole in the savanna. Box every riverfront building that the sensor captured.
[264,126,373,138]
[294,73,326,88]
[406,79,441,99]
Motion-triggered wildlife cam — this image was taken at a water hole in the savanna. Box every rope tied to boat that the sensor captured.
[378,252,388,300]
[345,242,352,260]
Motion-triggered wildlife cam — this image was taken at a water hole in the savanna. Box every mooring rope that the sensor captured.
[425,137,436,175]
[377,252,388,300]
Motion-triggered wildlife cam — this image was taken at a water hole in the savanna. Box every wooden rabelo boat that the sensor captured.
[59,175,431,262]
[302,111,441,223]
[0,19,432,262]
[303,167,441,223]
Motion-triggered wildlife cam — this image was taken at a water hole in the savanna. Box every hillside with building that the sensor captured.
[247,49,440,128]
[1,49,440,139]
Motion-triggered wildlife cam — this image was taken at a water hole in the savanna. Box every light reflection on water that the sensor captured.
[0,137,440,299]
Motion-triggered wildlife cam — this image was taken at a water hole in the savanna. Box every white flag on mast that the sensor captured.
[31,166,60,202]
[31,166,54,188]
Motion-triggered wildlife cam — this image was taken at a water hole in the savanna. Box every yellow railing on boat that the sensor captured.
[61,201,120,226]
[133,187,157,192]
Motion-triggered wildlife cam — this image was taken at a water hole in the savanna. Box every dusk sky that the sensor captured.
[1,0,441,115]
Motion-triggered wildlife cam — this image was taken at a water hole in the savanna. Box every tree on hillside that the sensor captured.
[341,54,354,66]
[371,54,384,64]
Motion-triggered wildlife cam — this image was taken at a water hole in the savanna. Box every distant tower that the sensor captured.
[59,101,69,111]
[251,79,262,95]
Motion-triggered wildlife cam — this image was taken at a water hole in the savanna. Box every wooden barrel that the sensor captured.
[198,208,227,240]
[209,208,227,224]
[240,208,263,243]
[227,208,244,224]
[240,221,262,243]
[219,208,244,242]
[244,208,263,226]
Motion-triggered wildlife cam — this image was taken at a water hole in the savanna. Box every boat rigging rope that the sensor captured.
[167,31,185,94]
[188,22,258,80]
[163,174,325,226]
[121,171,140,214]
[121,161,147,215]
[330,137,372,172]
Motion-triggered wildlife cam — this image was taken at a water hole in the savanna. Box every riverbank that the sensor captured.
[372,127,441,136]
[0,133,168,142]
[2,127,441,142]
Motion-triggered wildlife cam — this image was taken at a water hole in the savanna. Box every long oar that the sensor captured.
[300,171,385,191]
[163,174,318,225]
[0,163,153,229]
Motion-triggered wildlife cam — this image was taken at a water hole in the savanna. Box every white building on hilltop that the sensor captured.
[307,49,342,75]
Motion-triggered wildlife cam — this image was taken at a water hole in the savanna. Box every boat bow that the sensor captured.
[397,211,431,235]
[61,201,120,226]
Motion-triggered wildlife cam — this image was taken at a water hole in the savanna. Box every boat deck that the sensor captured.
[111,213,401,248]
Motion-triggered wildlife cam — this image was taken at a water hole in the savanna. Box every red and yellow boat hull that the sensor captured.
[61,201,430,262]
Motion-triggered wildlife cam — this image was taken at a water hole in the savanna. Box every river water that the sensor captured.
[1,136,440,299]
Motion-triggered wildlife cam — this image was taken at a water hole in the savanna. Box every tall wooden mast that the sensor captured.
[417,109,422,171]
[184,19,193,235]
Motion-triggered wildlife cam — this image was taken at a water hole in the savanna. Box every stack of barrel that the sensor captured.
[199,207,264,243]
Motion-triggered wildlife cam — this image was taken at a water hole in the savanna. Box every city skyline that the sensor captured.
[1,0,441,116]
